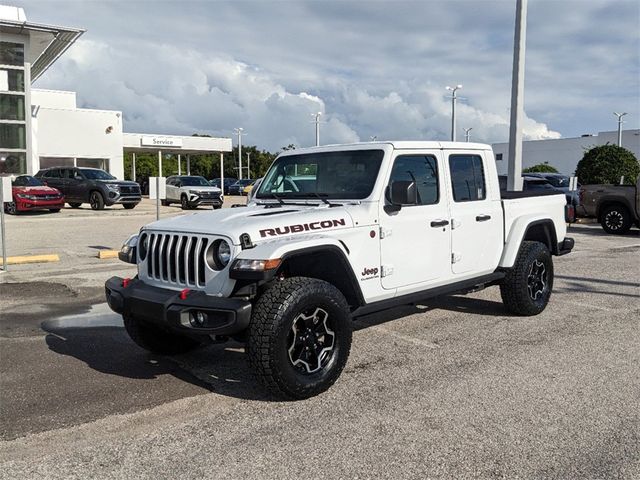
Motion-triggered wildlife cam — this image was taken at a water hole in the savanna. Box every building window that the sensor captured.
[495,153,503,161]
[0,69,24,92]
[449,154,486,202]
[0,151,26,175]
[0,41,27,174]
[0,94,25,121]
[0,42,25,66]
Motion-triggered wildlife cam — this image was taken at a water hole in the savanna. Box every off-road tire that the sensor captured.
[500,241,553,316]
[247,277,352,400]
[123,315,200,355]
[89,191,105,210]
[68,202,82,208]
[181,195,190,210]
[123,204,136,210]
[600,204,632,235]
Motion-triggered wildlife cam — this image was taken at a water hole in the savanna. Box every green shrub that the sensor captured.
[523,163,559,173]
[576,144,639,185]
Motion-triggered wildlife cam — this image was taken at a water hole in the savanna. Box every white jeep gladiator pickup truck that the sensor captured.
[106,141,574,399]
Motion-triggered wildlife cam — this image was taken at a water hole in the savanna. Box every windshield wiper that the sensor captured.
[292,192,342,207]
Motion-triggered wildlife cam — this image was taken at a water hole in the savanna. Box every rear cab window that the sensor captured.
[449,154,486,202]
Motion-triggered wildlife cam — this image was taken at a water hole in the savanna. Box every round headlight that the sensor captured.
[206,239,231,270]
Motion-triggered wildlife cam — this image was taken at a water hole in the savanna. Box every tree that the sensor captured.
[523,163,559,173]
[575,144,639,185]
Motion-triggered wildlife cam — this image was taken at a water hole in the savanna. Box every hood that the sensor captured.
[13,185,61,195]
[144,204,354,244]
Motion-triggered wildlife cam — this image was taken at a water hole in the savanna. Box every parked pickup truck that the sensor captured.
[106,141,574,399]
[578,177,640,234]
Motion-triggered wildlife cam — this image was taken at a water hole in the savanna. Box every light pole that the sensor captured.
[446,84,462,141]
[311,112,322,146]
[246,152,251,179]
[463,127,473,142]
[614,112,627,147]
[233,128,245,180]
[370,135,377,141]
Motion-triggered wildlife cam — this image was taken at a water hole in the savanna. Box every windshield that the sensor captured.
[181,177,210,187]
[256,150,384,200]
[80,169,116,180]
[13,175,44,187]
[544,175,569,188]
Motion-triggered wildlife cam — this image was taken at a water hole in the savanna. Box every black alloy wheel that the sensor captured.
[527,260,548,301]
[287,307,336,375]
[601,205,632,235]
[181,195,189,210]
[89,191,105,210]
[4,202,17,215]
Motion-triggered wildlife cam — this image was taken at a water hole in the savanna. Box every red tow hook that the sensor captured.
[179,288,191,300]
[122,278,132,288]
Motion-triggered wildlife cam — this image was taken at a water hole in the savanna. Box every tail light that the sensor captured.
[565,204,576,223]
[578,188,585,205]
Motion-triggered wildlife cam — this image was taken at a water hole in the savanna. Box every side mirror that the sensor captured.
[389,180,417,206]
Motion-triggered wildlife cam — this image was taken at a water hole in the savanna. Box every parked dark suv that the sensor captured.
[35,167,141,210]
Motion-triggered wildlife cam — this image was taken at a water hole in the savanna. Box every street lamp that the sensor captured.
[445,84,462,141]
[311,112,322,146]
[233,127,245,180]
[463,127,473,142]
[614,112,628,147]
[246,152,251,179]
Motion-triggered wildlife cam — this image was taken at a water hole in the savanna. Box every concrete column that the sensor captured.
[507,0,527,191]
[220,152,224,197]
[187,154,191,176]
[132,152,136,181]
[177,154,181,175]
[158,150,162,177]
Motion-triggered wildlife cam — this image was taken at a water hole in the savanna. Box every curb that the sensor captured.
[0,254,60,266]
[97,250,119,259]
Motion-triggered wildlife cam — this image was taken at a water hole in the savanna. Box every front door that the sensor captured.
[445,151,503,275]
[166,178,180,201]
[379,152,452,290]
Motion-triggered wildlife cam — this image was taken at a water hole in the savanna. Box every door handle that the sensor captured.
[476,215,491,222]
[430,219,449,228]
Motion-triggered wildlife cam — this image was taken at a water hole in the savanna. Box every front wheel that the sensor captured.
[4,202,17,215]
[68,202,81,209]
[124,315,200,355]
[123,204,136,210]
[247,277,352,400]
[500,241,553,316]
[49,209,61,213]
[180,195,190,210]
[600,204,632,234]
[89,191,105,210]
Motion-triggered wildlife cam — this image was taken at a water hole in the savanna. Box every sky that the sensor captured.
[17,0,640,151]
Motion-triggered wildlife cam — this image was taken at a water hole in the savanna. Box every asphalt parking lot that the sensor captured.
[0,209,639,479]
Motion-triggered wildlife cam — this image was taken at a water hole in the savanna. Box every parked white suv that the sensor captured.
[161,175,223,210]
[107,142,574,399]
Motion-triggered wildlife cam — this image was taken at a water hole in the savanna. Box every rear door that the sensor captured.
[379,151,452,290]
[166,177,179,201]
[43,169,64,191]
[445,151,503,275]
[65,168,85,201]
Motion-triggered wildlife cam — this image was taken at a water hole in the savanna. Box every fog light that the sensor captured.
[190,311,207,327]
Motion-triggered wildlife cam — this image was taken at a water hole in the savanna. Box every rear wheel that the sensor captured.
[49,209,61,213]
[89,191,105,210]
[500,241,553,316]
[247,277,352,399]
[600,204,632,234]
[4,202,17,215]
[161,199,169,206]
[124,315,200,355]
[68,202,82,208]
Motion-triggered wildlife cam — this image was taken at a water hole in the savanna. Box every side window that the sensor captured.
[388,155,439,205]
[44,169,58,178]
[449,154,486,202]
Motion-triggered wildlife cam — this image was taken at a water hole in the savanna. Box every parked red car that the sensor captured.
[4,175,65,214]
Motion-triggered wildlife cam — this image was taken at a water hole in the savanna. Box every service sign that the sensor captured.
[141,136,183,148]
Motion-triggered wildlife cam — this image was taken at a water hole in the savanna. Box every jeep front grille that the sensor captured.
[145,233,210,288]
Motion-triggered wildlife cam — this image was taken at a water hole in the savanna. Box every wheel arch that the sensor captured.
[500,218,559,268]
[596,198,632,220]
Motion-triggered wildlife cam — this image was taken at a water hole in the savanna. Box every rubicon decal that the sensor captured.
[259,218,347,237]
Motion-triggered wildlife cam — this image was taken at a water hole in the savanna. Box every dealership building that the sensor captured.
[0,5,231,179]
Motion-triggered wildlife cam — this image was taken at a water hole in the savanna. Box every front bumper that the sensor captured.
[105,276,251,336]
[189,194,223,207]
[105,191,142,206]
[15,198,65,211]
